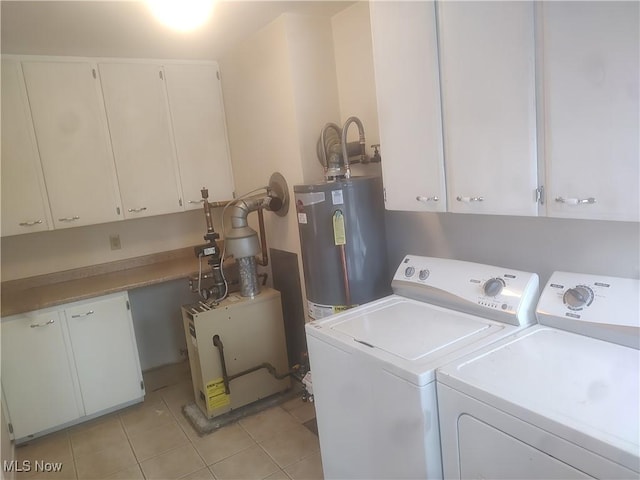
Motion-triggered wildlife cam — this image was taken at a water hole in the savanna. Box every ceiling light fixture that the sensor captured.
[146,0,216,32]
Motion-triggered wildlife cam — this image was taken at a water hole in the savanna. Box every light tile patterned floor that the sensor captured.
[15,362,322,480]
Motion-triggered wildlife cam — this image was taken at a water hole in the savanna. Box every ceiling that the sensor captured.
[1,1,355,60]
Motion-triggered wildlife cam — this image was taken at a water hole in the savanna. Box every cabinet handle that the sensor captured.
[456,196,484,203]
[30,319,55,328]
[127,207,148,213]
[555,196,596,205]
[188,199,205,204]
[58,216,80,222]
[71,310,95,318]
[19,220,43,226]
[416,196,439,203]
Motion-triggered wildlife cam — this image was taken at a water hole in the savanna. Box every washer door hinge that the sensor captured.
[536,186,545,205]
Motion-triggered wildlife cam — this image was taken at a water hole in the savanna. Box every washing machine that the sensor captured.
[437,271,640,479]
[305,255,540,479]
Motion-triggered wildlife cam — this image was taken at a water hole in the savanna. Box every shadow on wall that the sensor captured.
[271,248,307,369]
[128,278,197,371]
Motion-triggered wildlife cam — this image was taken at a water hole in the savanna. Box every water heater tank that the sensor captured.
[294,176,390,320]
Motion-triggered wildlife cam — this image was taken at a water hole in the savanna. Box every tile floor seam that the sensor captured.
[158,397,215,469]
[160,396,215,477]
[203,441,256,468]
[258,440,321,472]
[117,412,142,477]
[70,415,135,480]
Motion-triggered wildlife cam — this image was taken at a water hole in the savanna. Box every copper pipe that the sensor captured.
[339,244,352,306]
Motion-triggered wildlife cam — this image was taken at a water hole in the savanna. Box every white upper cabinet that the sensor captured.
[163,63,235,208]
[370,1,446,212]
[1,60,52,236]
[21,61,123,229]
[99,63,183,218]
[438,1,539,216]
[541,2,639,222]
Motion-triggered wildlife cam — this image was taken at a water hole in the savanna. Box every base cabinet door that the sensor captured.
[65,293,144,416]
[1,293,144,440]
[1,311,83,439]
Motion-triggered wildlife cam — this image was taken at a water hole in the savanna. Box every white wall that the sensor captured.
[331,1,382,179]
[332,2,380,143]
[219,13,342,312]
[285,14,342,184]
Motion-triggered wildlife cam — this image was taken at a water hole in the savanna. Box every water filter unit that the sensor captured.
[294,176,390,320]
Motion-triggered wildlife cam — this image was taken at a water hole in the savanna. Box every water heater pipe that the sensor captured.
[320,122,342,174]
[341,116,367,180]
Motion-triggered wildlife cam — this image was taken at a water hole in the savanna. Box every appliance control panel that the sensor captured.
[391,255,539,326]
[537,271,639,328]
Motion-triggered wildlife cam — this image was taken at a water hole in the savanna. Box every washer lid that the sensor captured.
[331,301,490,361]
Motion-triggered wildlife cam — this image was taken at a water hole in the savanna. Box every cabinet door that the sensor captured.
[21,61,123,229]
[438,1,539,216]
[1,311,83,439]
[542,2,639,222]
[65,294,143,416]
[99,63,183,218]
[1,60,52,236]
[164,63,235,208]
[370,1,446,212]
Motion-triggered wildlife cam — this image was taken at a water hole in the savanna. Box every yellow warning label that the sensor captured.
[333,305,358,314]
[332,210,346,246]
[206,378,230,411]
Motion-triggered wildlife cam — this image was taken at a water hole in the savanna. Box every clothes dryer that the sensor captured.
[437,272,640,479]
[305,255,539,479]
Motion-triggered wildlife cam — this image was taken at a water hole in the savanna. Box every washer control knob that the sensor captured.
[404,266,415,277]
[563,285,593,310]
[419,269,429,281]
[483,278,505,297]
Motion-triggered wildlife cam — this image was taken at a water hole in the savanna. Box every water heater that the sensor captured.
[294,176,390,320]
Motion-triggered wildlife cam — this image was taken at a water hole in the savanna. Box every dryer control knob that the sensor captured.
[483,278,505,297]
[563,286,593,310]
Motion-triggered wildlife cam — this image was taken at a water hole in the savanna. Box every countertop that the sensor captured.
[1,247,203,317]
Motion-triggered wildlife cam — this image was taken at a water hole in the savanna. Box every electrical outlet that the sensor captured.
[109,234,121,250]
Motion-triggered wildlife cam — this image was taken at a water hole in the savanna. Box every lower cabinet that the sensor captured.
[1,292,144,441]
